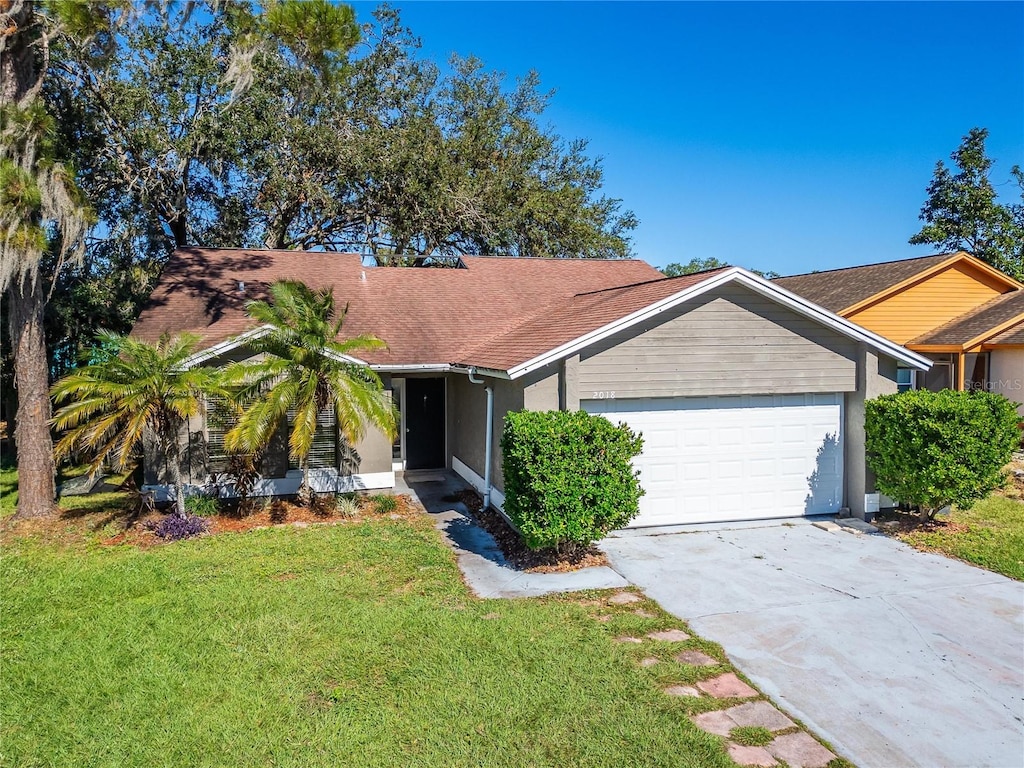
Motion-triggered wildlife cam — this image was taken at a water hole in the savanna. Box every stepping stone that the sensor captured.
[647,628,690,642]
[696,672,758,699]
[811,520,840,532]
[663,684,700,697]
[727,743,779,767]
[613,636,643,644]
[594,614,612,622]
[691,709,735,736]
[725,701,796,731]
[608,592,642,605]
[675,649,719,666]
[639,657,660,667]
[766,732,836,768]
[633,608,656,618]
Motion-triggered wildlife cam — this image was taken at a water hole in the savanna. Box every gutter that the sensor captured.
[467,367,494,511]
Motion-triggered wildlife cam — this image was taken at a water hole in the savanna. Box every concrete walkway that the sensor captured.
[397,471,626,598]
[601,521,1024,768]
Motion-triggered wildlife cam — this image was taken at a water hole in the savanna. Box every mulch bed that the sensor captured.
[445,488,608,574]
[2,494,419,549]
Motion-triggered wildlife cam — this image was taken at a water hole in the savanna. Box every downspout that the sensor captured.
[468,367,494,510]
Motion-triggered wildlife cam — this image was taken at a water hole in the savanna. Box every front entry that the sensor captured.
[404,378,446,470]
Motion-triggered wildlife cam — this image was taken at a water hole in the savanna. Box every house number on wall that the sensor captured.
[591,391,616,400]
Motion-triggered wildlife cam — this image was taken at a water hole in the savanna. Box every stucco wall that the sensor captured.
[844,345,899,519]
[448,366,559,494]
[989,349,1024,416]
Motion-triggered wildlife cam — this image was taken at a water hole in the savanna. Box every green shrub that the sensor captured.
[184,494,220,518]
[501,409,644,552]
[865,389,1021,519]
[370,494,398,514]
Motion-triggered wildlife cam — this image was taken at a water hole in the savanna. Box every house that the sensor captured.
[775,251,1024,414]
[131,247,930,526]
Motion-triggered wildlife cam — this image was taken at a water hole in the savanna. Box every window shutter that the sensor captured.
[287,406,337,470]
[206,397,232,474]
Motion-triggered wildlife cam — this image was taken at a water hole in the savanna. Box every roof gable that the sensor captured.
[773,251,1021,315]
[908,291,1024,350]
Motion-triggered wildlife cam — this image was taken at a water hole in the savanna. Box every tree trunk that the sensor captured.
[8,272,57,519]
[162,428,187,518]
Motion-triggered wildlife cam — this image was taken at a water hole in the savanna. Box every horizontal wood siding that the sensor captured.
[578,284,857,398]
[847,262,1008,344]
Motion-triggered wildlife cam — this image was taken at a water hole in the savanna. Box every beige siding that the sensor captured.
[578,284,858,398]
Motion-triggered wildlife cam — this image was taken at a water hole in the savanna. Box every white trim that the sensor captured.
[503,268,933,379]
[451,455,505,511]
[181,325,368,369]
[144,470,394,502]
[371,364,452,373]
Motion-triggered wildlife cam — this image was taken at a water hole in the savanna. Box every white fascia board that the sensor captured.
[505,268,931,379]
[371,363,452,374]
[181,325,368,369]
[181,326,273,368]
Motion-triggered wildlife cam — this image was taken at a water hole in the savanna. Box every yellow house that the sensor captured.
[776,252,1024,413]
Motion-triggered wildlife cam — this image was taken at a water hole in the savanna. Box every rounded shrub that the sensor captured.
[865,389,1021,519]
[500,409,644,552]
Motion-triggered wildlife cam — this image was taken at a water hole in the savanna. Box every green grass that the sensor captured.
[1,518,734,768]
[899,495,1024,581]
[0,462,16,514]
[729,726,773,747]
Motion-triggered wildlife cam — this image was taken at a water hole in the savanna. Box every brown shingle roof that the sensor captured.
[456,270,729,370]
[773,252,961,313]
[988,322,1024,346]
[908,290,1024,347]
[130,247,665,367]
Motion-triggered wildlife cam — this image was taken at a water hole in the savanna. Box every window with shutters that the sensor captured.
[206,397,233,474]
[287,407,338,470]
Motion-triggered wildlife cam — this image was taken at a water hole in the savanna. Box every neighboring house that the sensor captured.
[131,247,929,526]
[775,251,1024,415]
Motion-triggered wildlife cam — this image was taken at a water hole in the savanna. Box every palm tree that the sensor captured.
[50,332,227,517]
[224,280,396,502]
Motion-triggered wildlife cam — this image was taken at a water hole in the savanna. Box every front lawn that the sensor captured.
[1,514,736,767]
[891,495,1024,581]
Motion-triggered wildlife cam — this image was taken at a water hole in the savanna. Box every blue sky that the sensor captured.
[350,1,1024,276]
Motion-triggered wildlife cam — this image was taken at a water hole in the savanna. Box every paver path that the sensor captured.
[602,521,1024,768]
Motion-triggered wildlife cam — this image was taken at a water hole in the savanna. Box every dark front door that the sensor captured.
[405,378,446,470]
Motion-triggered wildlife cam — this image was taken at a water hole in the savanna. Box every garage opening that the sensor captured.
[583,394,844,527]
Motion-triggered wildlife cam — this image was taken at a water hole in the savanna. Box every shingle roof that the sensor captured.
[773,252,961,313]
[130,247,666,368]
[456,270,729,370]
[988,322,1024,346]
[907,290,1024,347]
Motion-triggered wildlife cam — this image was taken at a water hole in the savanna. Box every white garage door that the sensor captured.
[583,394,844,527]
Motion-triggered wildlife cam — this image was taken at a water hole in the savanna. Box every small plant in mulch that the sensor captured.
[184,495,221,518]
[370,494,398,514]
[144,514,209,541]
[308,493,338,518]
[334,494,360,518]
[730,726,774,747]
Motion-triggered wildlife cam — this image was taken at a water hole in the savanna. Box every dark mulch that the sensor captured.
[444,488,608,574]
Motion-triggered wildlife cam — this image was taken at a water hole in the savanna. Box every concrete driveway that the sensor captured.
[601,522,1024,768]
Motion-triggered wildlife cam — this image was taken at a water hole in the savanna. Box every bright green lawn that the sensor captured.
[1,518,736,768]
[0,462,17,514]
[899,495,1024,581]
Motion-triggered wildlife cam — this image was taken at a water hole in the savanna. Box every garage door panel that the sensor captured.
[583,394,843,526]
